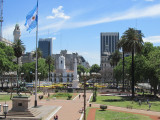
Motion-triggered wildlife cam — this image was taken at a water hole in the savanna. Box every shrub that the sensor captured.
[100,105,107,111]
[55,89,58,93]
[67,95,72,100]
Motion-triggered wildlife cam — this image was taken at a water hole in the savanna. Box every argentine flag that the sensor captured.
[25,3,38,32]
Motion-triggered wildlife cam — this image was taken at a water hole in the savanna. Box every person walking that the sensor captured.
[53,116,56,120]
[79,94,81,99]
[56,115,58,120]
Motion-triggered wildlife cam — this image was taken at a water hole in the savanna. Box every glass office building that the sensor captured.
[38,38,53,58]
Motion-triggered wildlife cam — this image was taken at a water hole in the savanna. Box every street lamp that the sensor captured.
[81,72,90,120]
[3,102,8,118]
[0,104,1,112]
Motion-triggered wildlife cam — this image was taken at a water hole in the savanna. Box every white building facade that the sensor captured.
[50,55,74,83]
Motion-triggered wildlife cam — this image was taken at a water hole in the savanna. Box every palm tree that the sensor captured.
[13,39,25,72]
[120,28,144,98]
[45,55,54,82]
[33,48,42,59]
[110,50,121,67]
[117,38,126,92]
[13,39,25,94]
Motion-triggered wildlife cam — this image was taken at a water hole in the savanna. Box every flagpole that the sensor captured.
[35,0,38,107]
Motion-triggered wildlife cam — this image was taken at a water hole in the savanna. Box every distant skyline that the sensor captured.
[2,0,160,65]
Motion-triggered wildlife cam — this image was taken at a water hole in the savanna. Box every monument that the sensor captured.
[72,58,79,88]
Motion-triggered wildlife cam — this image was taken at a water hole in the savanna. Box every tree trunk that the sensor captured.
[49,63,51,82]
[131,49,135,98]
[122,50,125,92]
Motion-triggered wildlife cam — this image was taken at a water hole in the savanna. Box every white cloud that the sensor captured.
[46,6,70,20]
[41,4,160,31]
[145,0,154,2]
[143,36,160,43]
[52,37,56,40]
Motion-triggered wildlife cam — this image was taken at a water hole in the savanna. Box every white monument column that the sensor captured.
[72,58,79,88]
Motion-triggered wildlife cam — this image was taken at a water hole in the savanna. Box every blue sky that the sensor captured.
[2,0,160,65]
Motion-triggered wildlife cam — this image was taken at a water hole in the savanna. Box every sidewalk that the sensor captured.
[38,93,92,120]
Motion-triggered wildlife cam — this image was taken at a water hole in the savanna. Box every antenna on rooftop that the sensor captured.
[0,0,3,41]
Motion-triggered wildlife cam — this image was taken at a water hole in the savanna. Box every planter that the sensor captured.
[100,105,107,111]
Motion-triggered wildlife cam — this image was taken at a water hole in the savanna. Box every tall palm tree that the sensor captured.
[13,39,25,94]
[120,28,144,98]
[110,50,121,67]
[117,38,126,92]
[13,39,25,72]
[45,55,54,82]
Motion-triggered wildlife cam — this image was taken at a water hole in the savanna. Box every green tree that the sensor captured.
[117,37,127,92]
[33,48,42,59]
[146,49,160,96]
[12,39,25,75]
[21,58,48,82]
[77,65,88,75]
[45,56,54,82]
[110,50,121,67]
[90,64,101,73]
[121,28,144,98]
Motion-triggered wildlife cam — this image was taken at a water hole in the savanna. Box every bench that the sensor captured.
[126,105,133,109]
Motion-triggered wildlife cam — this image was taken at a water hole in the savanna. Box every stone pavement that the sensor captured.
[38,93,92,120]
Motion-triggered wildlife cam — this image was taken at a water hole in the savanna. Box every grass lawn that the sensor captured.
[0,95,12,101]
[0,94,28,101]
[47,93,78,100]
[93,95,160,112]
[95,109,151,120]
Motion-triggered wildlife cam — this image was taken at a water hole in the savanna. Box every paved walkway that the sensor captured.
[38,93,92,120]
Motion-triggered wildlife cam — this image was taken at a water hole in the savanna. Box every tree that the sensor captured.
[77,65,88,79]
[45,56,54,82]
[21,58,48,82]
[33,48,42,59]
[110,50,121,67]
[13,39,25,94]
[117,37,127,92]
[119,28,144,98]
[89,64,101,73]
[146,49,160,96]
[12,39,25,74]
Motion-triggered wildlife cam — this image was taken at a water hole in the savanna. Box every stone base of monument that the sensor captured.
[72,80,79,88]
[11,96,30,112]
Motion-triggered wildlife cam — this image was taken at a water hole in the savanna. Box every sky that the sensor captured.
[2,0,160,66]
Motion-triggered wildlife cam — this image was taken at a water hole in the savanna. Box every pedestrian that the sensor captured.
[139,100,141,106]
[56,115,58,120]
[149,103,151,110]
[53,116,56,120]
[79,94,81,99]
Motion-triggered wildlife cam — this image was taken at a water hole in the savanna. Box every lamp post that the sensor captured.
[38,73,41,89]
[81,72,90,120]
[3,102,8,118]
[0,104,1,112]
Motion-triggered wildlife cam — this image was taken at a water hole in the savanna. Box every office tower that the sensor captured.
[38,38,53,58]
[100,32,119,82]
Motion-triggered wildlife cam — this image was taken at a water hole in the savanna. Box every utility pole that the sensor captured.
[0,0,3,41]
